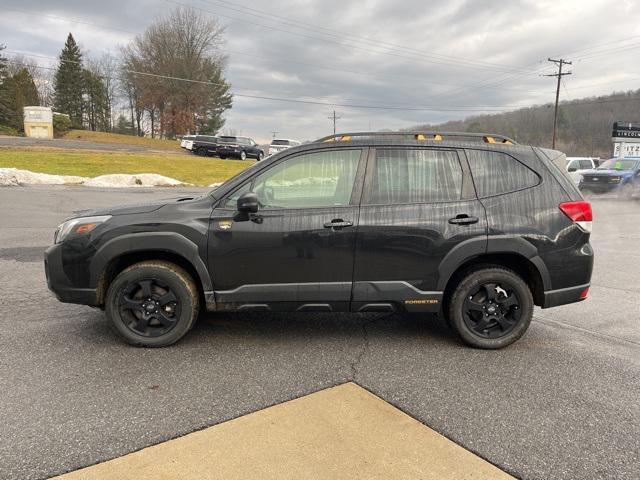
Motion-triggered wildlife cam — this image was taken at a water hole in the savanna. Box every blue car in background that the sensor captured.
[579,158,640,198]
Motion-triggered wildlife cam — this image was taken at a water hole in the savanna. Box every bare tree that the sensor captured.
[120,6,232,138]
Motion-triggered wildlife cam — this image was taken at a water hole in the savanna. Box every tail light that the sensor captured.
[579,287,589,299]
[559,201,592,232]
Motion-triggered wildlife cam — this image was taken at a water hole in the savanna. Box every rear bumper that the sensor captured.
[45,244,98,306]
[542,283,590,308]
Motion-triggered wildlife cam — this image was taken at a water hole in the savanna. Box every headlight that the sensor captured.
[55,215,111,244]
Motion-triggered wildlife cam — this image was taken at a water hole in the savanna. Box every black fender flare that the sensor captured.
[436,235,551,291]
[89,232,213,293]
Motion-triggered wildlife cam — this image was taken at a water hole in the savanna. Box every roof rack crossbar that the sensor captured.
[315,131,517,145]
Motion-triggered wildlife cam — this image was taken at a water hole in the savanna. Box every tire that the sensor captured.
[219,155,227,160]
[196,147,207,156]
[257,151,264,161]
[105,261,199,347]
[447,266,533,349]
[240,150,247,161]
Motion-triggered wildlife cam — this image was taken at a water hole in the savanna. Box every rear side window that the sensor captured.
[466,149,539,198]
[367,149,463,204]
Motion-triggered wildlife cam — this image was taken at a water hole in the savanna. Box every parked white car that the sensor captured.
[180,135,196,150]
[566,157,600,184]
[268,138,301,156]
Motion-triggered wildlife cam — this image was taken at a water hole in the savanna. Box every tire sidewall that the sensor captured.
[240,151,247,160]
[105,264,197,347]
[449,268,533,349]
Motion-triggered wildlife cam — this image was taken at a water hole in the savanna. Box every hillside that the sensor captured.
[408,89,640,158]
[62,130,182,152]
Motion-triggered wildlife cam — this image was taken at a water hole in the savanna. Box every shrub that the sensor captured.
[0,124,21,136]
[53,114,72,137]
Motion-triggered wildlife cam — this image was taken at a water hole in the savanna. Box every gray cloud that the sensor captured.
[2,0,640,142]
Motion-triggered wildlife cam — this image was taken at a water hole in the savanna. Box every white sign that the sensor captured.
[613,141,640,158]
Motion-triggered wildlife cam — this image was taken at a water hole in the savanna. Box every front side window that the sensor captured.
[579,160,593,170]
[366,148,463,204]
[466,149,540,198]
[250,149,361,209]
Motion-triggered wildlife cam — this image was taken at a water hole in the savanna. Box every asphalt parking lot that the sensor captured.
[0,186,638,480]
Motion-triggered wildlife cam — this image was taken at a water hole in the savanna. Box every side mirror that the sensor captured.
[237,192,259,213]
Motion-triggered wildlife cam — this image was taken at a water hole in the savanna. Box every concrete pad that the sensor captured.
[54,383,512,480]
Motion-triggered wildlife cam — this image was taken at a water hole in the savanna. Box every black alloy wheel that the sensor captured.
[105,261,199,347]
[462,282,521,339]
[447,266,533,349]
[119,278,181,337]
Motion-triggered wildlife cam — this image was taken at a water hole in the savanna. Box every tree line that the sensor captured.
[0,6,232,138]
[409,90,640,158]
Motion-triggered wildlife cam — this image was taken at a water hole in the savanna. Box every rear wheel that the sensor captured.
[240,150,247,161]
[105,261,199,347]
[447,267,533,349]
[196,147,208,157]
[257,151,264,161]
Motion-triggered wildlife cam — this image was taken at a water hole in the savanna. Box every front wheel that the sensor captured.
[447,267,533,349]
[257,151,264,161]
[105,261,199,347]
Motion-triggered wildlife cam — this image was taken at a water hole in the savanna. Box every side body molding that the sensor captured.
[90,231,214,296]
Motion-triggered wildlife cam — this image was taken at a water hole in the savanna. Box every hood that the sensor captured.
[582,169,633,176]
[70,195,200,218]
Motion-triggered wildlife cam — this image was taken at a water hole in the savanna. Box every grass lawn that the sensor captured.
[62,130,182,152]
[0,149,251,186]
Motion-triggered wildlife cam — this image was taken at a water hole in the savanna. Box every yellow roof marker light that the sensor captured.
[483,136,497,144]
[415,134,427,141]
[341,135,352,141]
[433,134,443,141]
[502,139,514,145]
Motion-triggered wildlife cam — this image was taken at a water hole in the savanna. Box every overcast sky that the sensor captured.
[2,0,640,142]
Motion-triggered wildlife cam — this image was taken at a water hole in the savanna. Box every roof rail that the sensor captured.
[315,131,517,145]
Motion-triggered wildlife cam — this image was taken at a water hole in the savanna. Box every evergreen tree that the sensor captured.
[0,68,39,131]
[53,33,85,128]
[0,44,12,127]
[83,68,109,131]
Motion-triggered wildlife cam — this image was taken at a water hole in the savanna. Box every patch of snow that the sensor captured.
[0,168,188,188]
[0,168,85,186]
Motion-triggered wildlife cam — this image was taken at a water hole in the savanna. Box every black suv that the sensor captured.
[190,135,218,157]
[45,132,593,349]
[216,136,264,161]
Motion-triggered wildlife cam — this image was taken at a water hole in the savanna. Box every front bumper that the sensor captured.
[579,180,622,192]
[45,244,98,306]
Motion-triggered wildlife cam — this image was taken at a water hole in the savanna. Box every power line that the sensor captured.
[195,0,537,74]
[543,58,572,149]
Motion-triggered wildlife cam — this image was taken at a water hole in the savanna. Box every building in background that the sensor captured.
[23,106,53,139]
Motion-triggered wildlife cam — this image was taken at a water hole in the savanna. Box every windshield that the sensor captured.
[218,136,238,144]
[271,139,290,146]
[597,159,638,171]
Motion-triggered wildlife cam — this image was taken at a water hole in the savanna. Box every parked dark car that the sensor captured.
[216,136,264,161]
[578,158,640,198]
[190,136,219,157]
[45,132,593,349]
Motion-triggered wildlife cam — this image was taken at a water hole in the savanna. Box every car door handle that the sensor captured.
[448,215,479,225]
[323,219,354,229]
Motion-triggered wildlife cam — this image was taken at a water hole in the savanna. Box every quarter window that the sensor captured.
[250,150,361,209]
[366,149,463,204]
[466,149,539,198]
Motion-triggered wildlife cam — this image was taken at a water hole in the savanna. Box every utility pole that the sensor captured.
[543,58,572,149]
[327,110,341,135]
[271,131,278,138]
